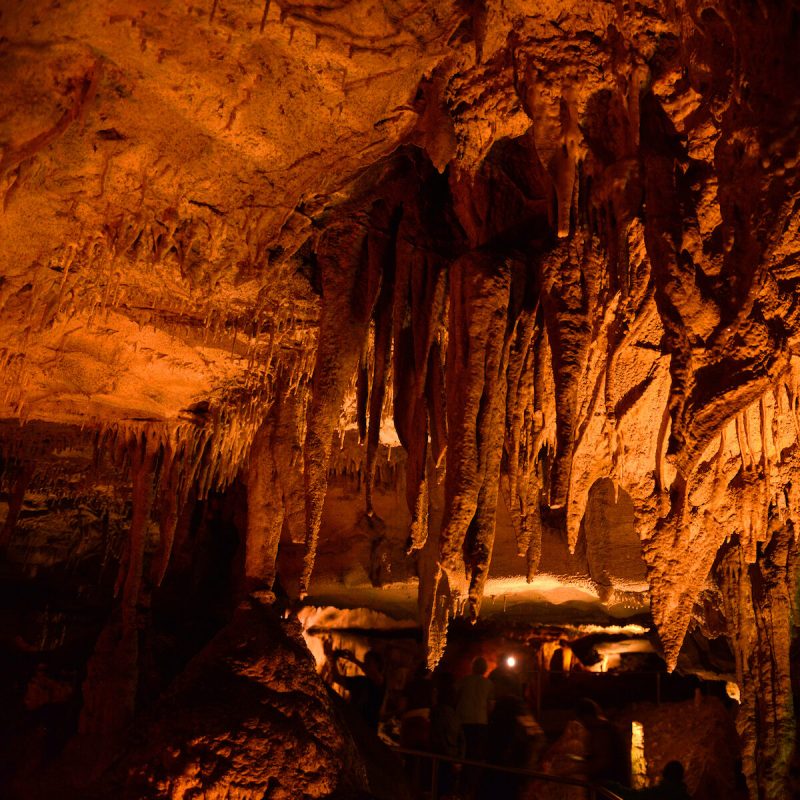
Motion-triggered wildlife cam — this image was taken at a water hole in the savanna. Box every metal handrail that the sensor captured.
[392,745,626,800]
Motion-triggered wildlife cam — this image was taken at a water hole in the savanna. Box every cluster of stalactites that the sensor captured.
[97,421,215,594]
[290,133,620,666]
[646,377,800,670]
[293,114,644,666]
[299,104,800,681]
[78,407,291,740]
[297,186,458,597]
[249,2,800,707]
[294,161,570,661]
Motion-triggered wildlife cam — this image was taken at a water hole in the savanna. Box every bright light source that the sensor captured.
[631,721,646,789]
[506,655,516,668]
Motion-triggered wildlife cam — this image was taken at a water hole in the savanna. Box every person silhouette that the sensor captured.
[430,673,465,799]
[574,698,629,785]
[456,656,495,762]
[456,656,495,799]
[326,642,385,733]
[614,760,692,799]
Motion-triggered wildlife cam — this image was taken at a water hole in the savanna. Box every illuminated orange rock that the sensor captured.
[1,1,799,798]
[85,601,369,799]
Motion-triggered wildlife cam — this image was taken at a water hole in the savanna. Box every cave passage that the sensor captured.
[1,1,799,799]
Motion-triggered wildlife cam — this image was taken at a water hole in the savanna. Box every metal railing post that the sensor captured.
[430,755,439,800]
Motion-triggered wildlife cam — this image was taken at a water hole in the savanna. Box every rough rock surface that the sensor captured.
[2,1,800,798]
[77,601,368,800]
[617,696,741,800]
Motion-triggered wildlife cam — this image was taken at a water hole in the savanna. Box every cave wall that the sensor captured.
[2,1,800,798]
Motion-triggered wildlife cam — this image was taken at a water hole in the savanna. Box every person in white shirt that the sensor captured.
[456,656,495,762]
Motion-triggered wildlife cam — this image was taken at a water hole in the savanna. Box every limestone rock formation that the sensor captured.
[78,600,369,800]
[1,1,800,798]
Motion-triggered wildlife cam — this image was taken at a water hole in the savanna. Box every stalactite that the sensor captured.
[122,431,159,636]
[426,337,448,469]
[528,312,557,575]
[551,90,581,238]
[244,373,308,592]
[245,421,283,592]
[540,238,600,514]
[465,329,511,618]
[356,344,369,444]
[77,428,159,759]
[151,440,181,586]
[364,203,398,516]
[365,291,391,515]
[392,206,447,551]
[501,306,537,556]
[302,214,373,595]
[425,250,513,664]
[562,296,621,554]
[275,379,309,544]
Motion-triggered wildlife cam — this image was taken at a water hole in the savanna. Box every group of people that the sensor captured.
[321,644,692,800]
[436,654,544,799]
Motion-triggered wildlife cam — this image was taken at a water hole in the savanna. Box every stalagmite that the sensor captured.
[717,522,798,800]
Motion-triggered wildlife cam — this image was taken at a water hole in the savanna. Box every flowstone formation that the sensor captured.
[2,1,800,798]
[78,601,369,800]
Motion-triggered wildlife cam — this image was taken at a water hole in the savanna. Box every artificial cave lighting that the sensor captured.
[631,721,647,790]
[726,682,742,704]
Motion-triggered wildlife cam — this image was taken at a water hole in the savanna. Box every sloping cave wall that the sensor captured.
[1,1,800,798]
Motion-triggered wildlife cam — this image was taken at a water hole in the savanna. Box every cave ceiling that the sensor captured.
[2,1,800,794]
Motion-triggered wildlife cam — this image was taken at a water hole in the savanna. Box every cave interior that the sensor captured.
[1,1,799,799]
